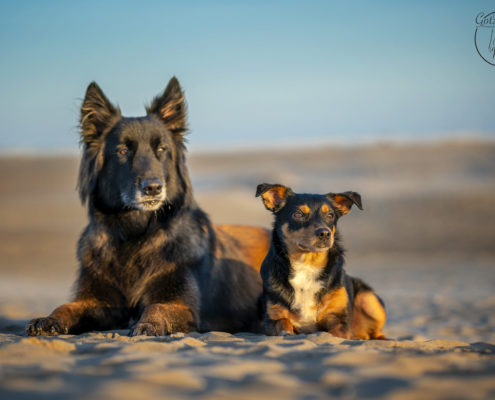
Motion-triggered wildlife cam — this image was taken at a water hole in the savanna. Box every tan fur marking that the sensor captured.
[156,302,194,332]
[299,204,310,214]
[277,319,295,334]
[332,195,351,215]
[51,299,101,320]
[135,301,197,335]
[261,185,288,210]
[138,230,168,255]
[289,251,328,269]
[214,225,270,273]
[266,301,292,321]
[266,301,298,334]
[47,299,104,333]
[158,96,185,132]
[352,291,387,340]
[160,96,184,118]
[321,204,330,214]
[330,225,336,248]
[316,286,349,322]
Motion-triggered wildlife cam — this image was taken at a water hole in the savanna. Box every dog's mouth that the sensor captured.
[297,241,331,252]
[122,191,166,212]
[138,199,163,211]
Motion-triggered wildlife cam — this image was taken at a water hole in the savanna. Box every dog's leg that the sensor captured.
[26,299,128,336]
[265,317,295,336]
[317,286,352,339]
[352,291,387,340]
[264,300,296,335]
[317,313,352,339]
[131,302,197,336]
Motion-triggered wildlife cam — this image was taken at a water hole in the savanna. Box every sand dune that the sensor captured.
[0,141,494,399]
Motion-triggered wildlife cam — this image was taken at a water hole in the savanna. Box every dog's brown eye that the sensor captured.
[119,148,128,156]
[157,146,167,154]
[293,210,304,219]
[327,212,334,219]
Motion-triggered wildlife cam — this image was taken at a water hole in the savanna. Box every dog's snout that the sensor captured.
[315,228,331,240]
[142,179,163,196]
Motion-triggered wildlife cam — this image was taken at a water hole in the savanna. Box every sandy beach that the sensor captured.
[0,141,494,399]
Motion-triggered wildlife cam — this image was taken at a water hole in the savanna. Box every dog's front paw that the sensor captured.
[265,318,295,336]
[268,326,295,336]
[131,321,168,337]
[26,317,68,336]
[328,324,352,339]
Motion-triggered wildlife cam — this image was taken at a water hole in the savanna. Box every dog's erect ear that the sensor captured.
[78,82,120,204]
[80,82,120,145]
[256,183,294,212]
[326,191,363,215]
[147,76,187,138]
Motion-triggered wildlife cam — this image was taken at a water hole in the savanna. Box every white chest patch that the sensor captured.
[288,261,324,333]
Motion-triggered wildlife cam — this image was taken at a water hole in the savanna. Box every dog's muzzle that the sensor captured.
[141,178,163,197]
[313,227,333,249]
[132,178,166,211]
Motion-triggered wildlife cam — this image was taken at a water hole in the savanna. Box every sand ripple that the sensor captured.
[0,331,494,400]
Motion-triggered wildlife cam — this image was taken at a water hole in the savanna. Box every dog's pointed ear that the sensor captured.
[256,183,294,212]
[78,82,120,205]
[147,76,187,138]
[326,191,363,215]
[80,82,120,145]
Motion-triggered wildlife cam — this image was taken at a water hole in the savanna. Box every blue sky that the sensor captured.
[0,1,494,153]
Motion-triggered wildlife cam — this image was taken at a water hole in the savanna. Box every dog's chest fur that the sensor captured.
[288,260,324,332]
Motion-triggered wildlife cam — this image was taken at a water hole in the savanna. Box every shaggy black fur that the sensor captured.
[26,78,269,336]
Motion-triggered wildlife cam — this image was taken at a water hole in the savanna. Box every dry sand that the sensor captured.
[1,331,494,400]
[0,141,494,399]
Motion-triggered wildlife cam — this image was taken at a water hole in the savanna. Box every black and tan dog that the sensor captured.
[256,183,386,339]
[26,78,270,337]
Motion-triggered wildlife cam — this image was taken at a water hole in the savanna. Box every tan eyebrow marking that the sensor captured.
[299,205,310,214]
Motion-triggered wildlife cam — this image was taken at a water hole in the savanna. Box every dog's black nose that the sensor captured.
[142,179,163,196]
[315,228,331,240]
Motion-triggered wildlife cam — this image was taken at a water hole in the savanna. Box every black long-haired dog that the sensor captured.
[256,183,386,339]
[26,78,270,336]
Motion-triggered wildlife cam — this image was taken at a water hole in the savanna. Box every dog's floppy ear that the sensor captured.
[256,183,294,212]
[147,76,187,139]
[326,191,363,215]
[78,82,120,204]
[80,82,121,145]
